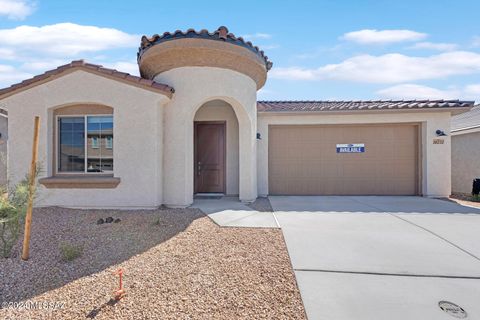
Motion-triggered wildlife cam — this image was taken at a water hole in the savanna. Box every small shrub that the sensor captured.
[60,243,83,262]
[0,166,40,258]
[0,203,22,258]
[471,194,480,202]
[153,217,161,226]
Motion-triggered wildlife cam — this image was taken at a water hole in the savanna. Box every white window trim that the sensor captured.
[106,136,113,149]
[55,114,113,175]
[91,136,99,149]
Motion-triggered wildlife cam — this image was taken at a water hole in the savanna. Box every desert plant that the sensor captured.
[0,166,40,258]
[0,203,22,258]
[471,194,480,202]
[60,243,83,262]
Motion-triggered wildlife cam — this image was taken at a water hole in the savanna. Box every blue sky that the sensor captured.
[0,0,479,102]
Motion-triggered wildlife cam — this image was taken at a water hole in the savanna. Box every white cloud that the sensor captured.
[270,67,318,81]
[0,64,32,86]
[257,88,275,99]
[464,84,480,97]
[408,42,458,51]
[342,29,427,44]
[472,36,480,47]
[259,44,279,50]
[0,23,141,88]
[0,47,17,60]
[270,51,480,83]
[0,0,35,20]
[377,83,480,102]
[20,59,70,71]
[241,33,272,40]
[102,61,139,75]
[0,23,138,56]
[377,84,459,100]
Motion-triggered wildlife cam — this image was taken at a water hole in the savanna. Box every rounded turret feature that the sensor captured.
[137,26,272,89]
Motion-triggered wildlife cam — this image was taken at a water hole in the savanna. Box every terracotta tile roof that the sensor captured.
[257,100,474,112]
[451,104,480,131]
[0,60,175,100]
[138,26,273,71]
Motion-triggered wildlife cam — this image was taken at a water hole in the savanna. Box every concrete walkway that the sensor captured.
[191,196,278,228]
[270,196,480,320]
[193,195,480,319]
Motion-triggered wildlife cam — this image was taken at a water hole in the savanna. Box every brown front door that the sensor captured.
[194,122,226,193]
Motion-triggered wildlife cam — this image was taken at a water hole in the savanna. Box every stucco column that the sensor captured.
[238,115,257,202]
[162,104,194,207]
[422,116,451,197]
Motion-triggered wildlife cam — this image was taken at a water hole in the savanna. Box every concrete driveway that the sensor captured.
[270,196,480,320]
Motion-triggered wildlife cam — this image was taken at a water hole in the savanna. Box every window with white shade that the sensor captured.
[58,115,113,173]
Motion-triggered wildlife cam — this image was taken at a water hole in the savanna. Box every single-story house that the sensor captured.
[451,105,480,194]
[0,26,474,208]
[0,108,7,188]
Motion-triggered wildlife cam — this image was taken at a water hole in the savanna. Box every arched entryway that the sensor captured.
[193,99,239,195]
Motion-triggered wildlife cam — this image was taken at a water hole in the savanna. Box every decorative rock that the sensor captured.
[114,218,121,223]
[105,217,114,223]
[97,218,104,225]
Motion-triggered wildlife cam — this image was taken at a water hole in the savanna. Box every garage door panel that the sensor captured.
[323,179,342,195]
[393,179,416,194]
[269,124,418,196]
[321,161,343,178]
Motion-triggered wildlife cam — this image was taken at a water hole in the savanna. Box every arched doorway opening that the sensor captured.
[193,99,239,195]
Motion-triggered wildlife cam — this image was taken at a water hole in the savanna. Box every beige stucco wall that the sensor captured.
[0,115,7,188]
[194,100,239,195]
[257,111,452,197]
[155,66,258,207]
[3,70,170,208]
[451,130,480,194]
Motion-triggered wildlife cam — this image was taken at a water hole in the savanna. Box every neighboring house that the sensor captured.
[0,109,6,188]
[451,105,480,194]
[0,27,474,208]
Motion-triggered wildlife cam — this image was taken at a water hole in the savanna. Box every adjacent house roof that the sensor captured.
[257,100,474,113]
[0,60,175,100]
[138,26,273,71]
[451,104,480,132]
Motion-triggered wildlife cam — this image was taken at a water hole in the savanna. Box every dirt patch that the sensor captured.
[0,207,305,319]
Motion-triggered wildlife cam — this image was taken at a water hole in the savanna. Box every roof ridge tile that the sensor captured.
[257,100,474,112]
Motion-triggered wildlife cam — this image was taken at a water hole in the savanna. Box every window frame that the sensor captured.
[91,136,99,149]
[106,136,113,149]
[55,114,114,175]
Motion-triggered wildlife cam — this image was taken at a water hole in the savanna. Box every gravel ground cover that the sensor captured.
[0,207,305,319]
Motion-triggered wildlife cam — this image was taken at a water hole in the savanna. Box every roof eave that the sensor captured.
[451,125,480,135]
[0,62,175,101]
[257,106,472,115]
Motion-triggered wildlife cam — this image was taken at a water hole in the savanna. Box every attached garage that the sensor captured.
[268,124,420,195]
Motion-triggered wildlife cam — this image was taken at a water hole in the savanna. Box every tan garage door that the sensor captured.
[269,124,419,195]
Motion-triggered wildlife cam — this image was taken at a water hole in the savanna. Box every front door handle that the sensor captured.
[197,162,201,175]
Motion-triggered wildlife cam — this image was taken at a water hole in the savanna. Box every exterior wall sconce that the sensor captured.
[256,133,262,140]
[436,129,447,136]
